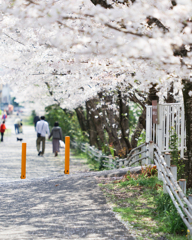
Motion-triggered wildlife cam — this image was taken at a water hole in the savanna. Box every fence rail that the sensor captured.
[71,141,149,169]
[153,144,192,233]
[71,140,192,233]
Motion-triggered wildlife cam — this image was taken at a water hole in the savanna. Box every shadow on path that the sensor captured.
[0,115,134,239]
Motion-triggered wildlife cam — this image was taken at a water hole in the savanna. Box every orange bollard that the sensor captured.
[64,136,70,174]
[21,143,27,179]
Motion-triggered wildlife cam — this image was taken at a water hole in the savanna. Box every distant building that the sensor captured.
[0,84,11,110]
[2,84,11,104]
[0,84,2,102]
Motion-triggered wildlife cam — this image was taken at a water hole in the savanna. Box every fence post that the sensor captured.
[146,105,151,143]
[109,156,112,169]
[188,195,192,237]
[157,104,163,152]
[148,141,154,164]
[164,153,171,168]
[141,145,146,165]
[179,179,186,195]
[85,143,88,155]
[123,155,128,167]
[163,153,171,193]
[119,159,123,168]
[157,158,162,181]
[188,195,192,225]
[181,104,185,158]
[21,142,27,179]
[171,165,177,182]
[115,157,119,169]
[64,136,70,174]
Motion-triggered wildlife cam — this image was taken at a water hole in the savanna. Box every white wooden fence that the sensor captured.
[71,141,149,169]
[71,140,192,233]
[146,103,186,158]
[71,141,116,169]
[153,143,192,233]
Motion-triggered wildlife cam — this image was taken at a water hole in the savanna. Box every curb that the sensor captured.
[85,164,155,178]
[85,166,143,178]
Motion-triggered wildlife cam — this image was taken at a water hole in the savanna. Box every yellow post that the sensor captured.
[64,136,70,174]
[21,142,27,179]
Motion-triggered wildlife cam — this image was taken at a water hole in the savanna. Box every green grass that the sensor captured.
[72,148,101,171]
[72,150,87,159]
[98,173,189,240]
[23,115,34,126]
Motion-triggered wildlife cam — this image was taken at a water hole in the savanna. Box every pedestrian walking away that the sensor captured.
[36,116,50,156]
[0,120,6,142]
[14,117,21,134]
[49,121,63,157]
[2,110,7,121]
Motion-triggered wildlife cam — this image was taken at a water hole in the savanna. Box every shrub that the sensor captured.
[154,192,187,235]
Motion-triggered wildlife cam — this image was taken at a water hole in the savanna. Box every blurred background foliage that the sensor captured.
[30,99,145,154]
[45,105,88,143]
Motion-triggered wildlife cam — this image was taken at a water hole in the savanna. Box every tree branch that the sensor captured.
[90,0,113,9]
[105,23,151,37]
[31,72,67,76]
[3,33,25,46]
[146,16,169,33]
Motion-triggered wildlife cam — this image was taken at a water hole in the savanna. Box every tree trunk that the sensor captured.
[75,106,88,132]
[86,100,98,147]
[131,110,146,148]
[182,80,192,188]
[101,94,126,156]
[86,98,106,149]
[102,107,122,155]
[118,91,132,152]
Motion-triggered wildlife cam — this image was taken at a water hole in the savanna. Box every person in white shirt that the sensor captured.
[36,116,50,156]
[14,118,21,134]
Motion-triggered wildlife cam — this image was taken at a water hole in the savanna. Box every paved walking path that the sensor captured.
[0,115,90,181]
[0,114,135,239]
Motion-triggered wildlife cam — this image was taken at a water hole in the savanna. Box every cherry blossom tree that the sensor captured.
[0,0,190,106]
[0,0,192,183]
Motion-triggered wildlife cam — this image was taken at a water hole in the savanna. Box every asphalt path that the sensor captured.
[0,114,90,181]
[0,114,135,239]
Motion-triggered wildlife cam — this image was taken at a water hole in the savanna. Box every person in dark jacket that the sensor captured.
[34,115,40,131]
[49,121,63,156]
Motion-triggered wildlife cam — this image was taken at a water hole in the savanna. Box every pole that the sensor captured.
[179,179,186,195]
[148,141,154,164]
[163,153,171,193]
[64,136,70,174]
[170,165,177,182]
[21,142,27,179]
